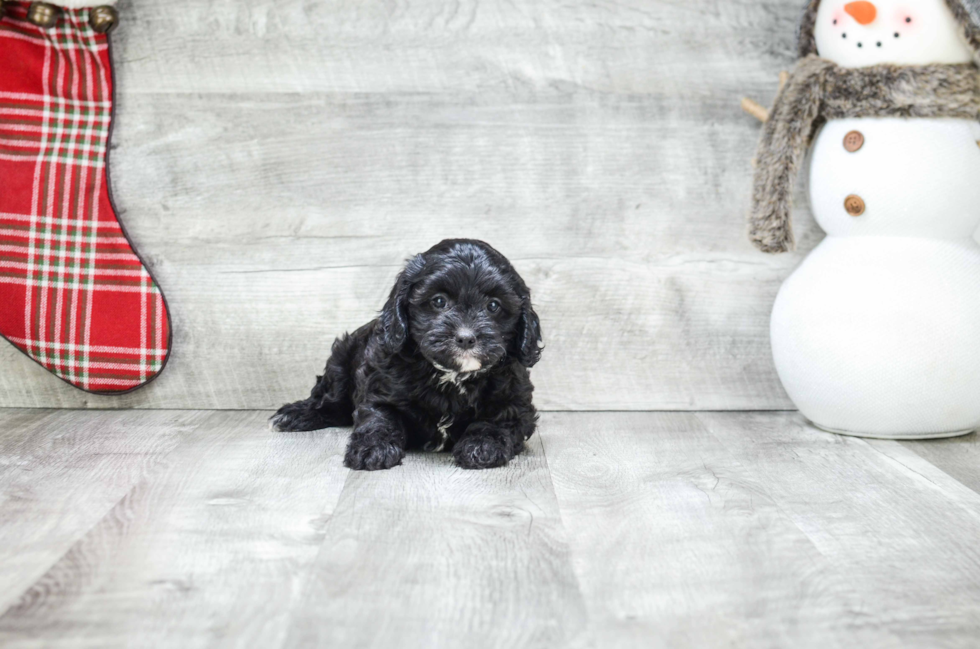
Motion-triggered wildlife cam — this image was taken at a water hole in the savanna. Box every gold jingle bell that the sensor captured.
[27,2,61,28]
[89,5,118,34]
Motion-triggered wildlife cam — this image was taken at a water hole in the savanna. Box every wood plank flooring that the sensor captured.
[1,408,979,648]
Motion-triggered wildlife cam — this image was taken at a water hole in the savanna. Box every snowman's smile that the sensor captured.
[837,8,909,51]
[830,1,909,54]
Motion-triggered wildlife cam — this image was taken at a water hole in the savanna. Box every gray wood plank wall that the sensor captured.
[0,0,817,409]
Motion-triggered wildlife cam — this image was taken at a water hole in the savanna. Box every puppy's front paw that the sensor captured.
[269,399,320,432]
[344,440,405,471]
[453,435,512,470]
[269,407,301,432]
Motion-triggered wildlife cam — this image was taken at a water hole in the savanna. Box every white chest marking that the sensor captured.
[432,362,474,394]
[431,414,453,452]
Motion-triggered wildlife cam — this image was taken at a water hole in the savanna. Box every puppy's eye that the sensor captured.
[487,299,501,313]
[431,295,448,309]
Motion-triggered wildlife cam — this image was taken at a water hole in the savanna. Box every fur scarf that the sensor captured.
[749,55,980,253]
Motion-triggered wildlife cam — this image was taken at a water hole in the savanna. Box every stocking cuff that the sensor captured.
[45,0,117,8]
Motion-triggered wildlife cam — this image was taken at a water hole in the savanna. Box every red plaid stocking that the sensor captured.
[0,1,171,393]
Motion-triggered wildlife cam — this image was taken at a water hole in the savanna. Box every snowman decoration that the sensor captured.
[746,0,980,438]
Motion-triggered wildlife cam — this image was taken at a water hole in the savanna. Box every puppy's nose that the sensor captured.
[455,329,477,350]
[844,1,877,25]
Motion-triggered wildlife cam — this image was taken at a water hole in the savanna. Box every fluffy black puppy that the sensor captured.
[270,239,543,471]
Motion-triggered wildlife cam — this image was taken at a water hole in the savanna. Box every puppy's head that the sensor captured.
[380,239,542,373]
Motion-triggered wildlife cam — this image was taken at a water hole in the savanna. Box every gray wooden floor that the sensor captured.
[1,409,979,648]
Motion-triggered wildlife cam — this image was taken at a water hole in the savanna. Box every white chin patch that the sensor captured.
[458,357,482,373]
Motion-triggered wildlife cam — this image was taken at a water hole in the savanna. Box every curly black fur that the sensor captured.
[270,239,543,471]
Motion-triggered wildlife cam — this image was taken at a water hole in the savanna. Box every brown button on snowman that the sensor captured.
[749,0,980,438]
[843,130,864,151]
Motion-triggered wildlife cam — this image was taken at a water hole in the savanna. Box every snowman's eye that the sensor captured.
[905,16,912,23]
[833,19,838,25]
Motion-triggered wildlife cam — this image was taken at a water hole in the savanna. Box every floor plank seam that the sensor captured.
[692,412,843,562]
[534,428,597,647]
[863,439,980,520]
[0,477,141,621]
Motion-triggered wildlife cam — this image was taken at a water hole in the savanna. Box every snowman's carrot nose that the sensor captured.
[844,1,877,25]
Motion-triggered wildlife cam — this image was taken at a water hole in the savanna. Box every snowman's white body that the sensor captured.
[769,0,980,437]
[772,117,980,437]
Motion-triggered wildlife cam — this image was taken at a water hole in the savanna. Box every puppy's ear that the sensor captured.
[380,253,426,353]
[516,294,543,368]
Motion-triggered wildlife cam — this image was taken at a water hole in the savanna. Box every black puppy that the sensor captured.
[270,239,543,471]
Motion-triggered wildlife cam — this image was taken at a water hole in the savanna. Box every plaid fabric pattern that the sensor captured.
[0,2,170,393]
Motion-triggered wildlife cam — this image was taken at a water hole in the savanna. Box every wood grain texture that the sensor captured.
[0,408,209,615]
[539,411,855,648]
[284,433,590,649]
[0,410,351,648]
[3,408,980,647]
[897,433,980,495]
[0,0,815,410]
[697,411,980,647]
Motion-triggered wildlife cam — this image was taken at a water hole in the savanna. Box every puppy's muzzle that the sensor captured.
[452,327,483,372]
